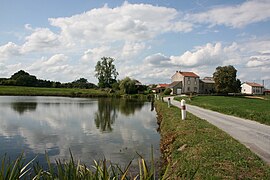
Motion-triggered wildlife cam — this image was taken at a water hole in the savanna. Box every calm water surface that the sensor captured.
[0,96,160,166]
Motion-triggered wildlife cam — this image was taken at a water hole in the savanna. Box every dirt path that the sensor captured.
[164,97,270,165]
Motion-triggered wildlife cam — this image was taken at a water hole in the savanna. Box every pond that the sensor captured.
[0,96,160,167]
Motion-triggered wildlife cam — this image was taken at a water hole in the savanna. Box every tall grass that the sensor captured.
[0,150,162,179]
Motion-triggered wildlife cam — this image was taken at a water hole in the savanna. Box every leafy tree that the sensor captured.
[213,65,241,94]
[95,57,118,88]
[119,77,137,94]
[10,70,38,87]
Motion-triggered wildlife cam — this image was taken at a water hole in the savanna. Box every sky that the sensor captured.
[1,0,270,88]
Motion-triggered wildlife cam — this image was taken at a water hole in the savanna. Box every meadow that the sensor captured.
[175,95,270,125]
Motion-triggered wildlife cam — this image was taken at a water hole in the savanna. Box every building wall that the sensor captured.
[241,84,252,94]
[171,72,199,93]
[241,84,264,95]
[199,81,215,94]
[171,73,184,82]
[183,77,199,93]
[171,82,182,94]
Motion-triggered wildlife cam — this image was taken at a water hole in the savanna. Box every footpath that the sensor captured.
[164,97,270,165]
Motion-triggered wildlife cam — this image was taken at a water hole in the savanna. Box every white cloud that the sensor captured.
[121,41,146,58]
[188,0,270,28]
[21,28,62,53]
[49,2,192,44]
[145,42,241,68]
[0,42,21,61]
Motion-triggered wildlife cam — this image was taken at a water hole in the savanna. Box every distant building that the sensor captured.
[154,83,169,93]
[241,82,264,95]
[171,71,199,94]
[264,89,270,95]
[199,77,215,94]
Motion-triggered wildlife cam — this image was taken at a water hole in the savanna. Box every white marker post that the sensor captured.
[168,97,171,108]
[180,99,186,120]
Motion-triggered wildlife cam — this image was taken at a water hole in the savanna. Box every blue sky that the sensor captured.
[1,0,270,88]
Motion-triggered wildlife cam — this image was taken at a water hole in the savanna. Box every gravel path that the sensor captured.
[164,97,270,165]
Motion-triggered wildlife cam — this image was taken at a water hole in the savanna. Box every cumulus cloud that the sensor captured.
[26,54,76,81]
[187,0,270,28]
[49,2,192,44]
[21,28,62,53]
[246,55,270,68]
[145,42,241,68]
[0,42,21,61]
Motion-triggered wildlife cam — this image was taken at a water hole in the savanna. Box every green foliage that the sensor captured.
[213,65,241,94]
[163,88,172,95]
[0,70,97,89]
[0,150,160,179]
[155,101,270,179]
[95,57,119,88]
[119,77,137,94]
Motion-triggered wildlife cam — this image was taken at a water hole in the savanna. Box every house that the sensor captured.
[199,77,215,94]
[171,71,199,94]
[154,83,169,93]
[168,81,182,95]
[264,89,270,95]
[241,82,264,95]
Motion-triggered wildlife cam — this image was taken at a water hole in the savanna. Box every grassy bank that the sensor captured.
[0,86,113,97]
[175,96,270,125]
[155,100,270,179]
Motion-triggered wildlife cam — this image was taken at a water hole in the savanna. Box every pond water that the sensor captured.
[0,96,160,167]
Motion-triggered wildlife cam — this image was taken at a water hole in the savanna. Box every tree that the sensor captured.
[10,70,38,87]
[95,57,118,88]
[119,77,137,94]
[213,65,241,94]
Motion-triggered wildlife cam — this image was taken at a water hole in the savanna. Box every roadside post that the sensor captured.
[168,98,171,108]
[180,99,186,120]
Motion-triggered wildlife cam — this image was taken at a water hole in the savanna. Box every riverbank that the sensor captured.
[0,86,112,97]
[0,86,154,100]
[155,100,270,179]
[174,95,270,125]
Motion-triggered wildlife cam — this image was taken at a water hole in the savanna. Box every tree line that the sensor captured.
[0,70,97,89]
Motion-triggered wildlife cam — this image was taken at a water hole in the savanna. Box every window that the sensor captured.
[187,77,191,85]
[194,87,197,92]
[187,87,190,91]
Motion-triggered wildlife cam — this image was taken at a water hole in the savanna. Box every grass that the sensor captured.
[155,100,270,179]
[0,150,160,179]
[0,86,113,97]
[175,95,270,125]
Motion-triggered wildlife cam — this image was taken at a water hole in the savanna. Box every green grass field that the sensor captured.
[175,95,270,125]
[155,100,270,179]
[0,86,112,97]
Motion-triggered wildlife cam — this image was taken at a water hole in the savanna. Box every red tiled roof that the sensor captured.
[157,84,169,88]
[178,71,199,78]
[245,82,264,87]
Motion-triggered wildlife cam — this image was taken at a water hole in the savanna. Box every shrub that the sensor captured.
[164,88,172,95]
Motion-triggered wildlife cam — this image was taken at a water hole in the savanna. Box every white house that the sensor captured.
[171,71,199,94]
[241,82,264,95]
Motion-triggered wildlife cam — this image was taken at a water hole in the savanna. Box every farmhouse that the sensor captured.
[241,82,264,95]
[170,71,199,94]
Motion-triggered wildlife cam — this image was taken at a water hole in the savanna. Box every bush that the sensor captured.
[164,88,172,95]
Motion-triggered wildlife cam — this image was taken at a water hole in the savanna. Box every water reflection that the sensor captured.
[11,102,37,114]
[0,96,160,166]
[94,98,145,132]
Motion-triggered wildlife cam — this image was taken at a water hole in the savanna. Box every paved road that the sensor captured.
[164,97,270,165]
